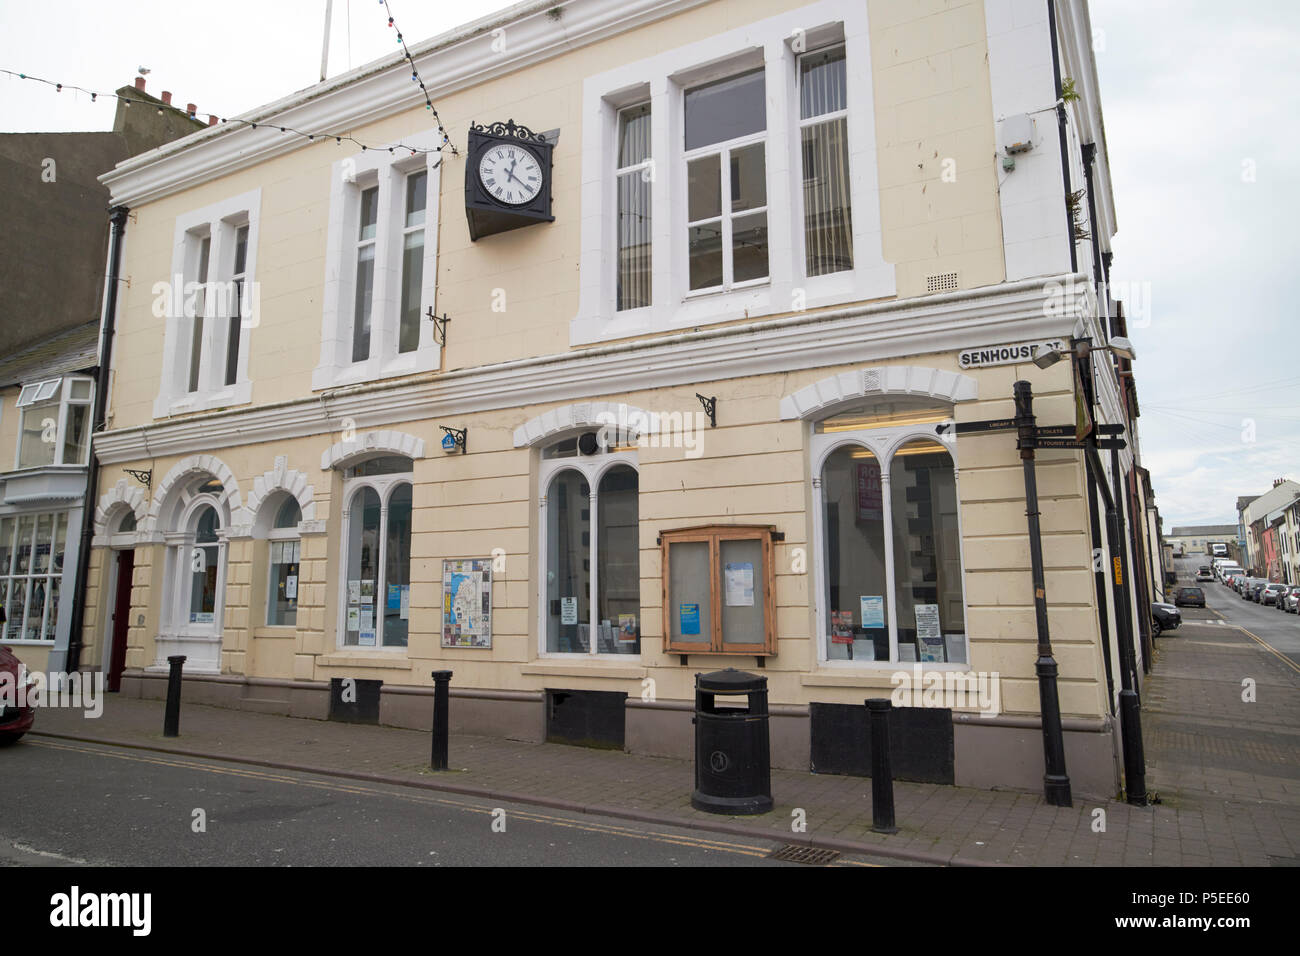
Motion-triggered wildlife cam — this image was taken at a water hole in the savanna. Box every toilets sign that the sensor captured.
[958,339,1066,370]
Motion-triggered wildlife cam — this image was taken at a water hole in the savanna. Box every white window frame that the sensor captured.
[572,0,892,346]
[614,99,653,314]
[266,496,302,628]
[14,375,94,469]
[536,447,640,658]
[0,509,68,643]
[313,136,443,391]
[682,79,770,295]
[336,469,413,651]
[161,494,228,641]
[795,42,854,279]
[154,188,261,417]
[810,419,969,670]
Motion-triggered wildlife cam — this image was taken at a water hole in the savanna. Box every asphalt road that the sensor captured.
[1172,556,1300,665]
[0,738,887,867]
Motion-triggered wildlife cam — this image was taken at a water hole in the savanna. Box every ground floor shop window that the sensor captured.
[340,459,412,648]
[814,402,966,664]
[267,496,302,626]
[541,442,640,655]
[0,511,67,641]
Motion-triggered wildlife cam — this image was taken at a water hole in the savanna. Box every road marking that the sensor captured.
[9,841,89,864]
[26,739,836,863]
[1234,626,1300,676]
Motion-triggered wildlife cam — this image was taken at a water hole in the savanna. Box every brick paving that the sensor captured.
[29,616,1300,866]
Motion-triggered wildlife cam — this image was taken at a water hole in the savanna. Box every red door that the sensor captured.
[107,550,134,692]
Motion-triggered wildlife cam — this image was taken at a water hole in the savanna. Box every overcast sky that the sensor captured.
[1,1,1294,528]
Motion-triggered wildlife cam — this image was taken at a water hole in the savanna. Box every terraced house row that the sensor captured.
[8,0,1163,798]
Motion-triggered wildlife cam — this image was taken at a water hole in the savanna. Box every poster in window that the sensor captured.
[359,580,374,604]
[560,596,578,625]
[724,562,754,607]
[860,595,885,628]
[285,575,298,600]
[679,603,700,636]
[856,460,883,522]
[915,604,943,662]
[618,613,638,641]
[358,629,376,647]
[830,610,854,644]
[441,559,493,648]
[346,606,360,632]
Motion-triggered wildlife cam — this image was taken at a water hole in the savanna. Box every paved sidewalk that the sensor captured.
[28,621,1299,866]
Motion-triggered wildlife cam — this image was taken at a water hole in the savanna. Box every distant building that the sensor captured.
[1165,525,1237,556]
[0,80,203,673]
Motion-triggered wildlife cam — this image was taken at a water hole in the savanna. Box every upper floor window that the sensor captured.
[684,68,769,292]
[799,44,853,277]
[155,189,260,418]
[572,2,891,346]
[15,376,92,469]
[314,141,442,392]
[616,103,652,312]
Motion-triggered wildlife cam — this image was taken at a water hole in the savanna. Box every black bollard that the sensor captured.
[867,698,897,834]
[430,670,453,770]
[163,655,186,737]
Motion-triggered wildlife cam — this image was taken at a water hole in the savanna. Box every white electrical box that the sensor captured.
[1001,113,1035,154]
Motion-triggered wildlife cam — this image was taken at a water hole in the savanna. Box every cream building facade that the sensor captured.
[79,0,1150,798]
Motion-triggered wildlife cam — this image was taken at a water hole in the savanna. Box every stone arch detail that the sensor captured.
[513,401,661,448]
[321,429,425,471]
[778,365,978,420]
[246,456,318,524]
[148,454,246,532]
[93,477,149,539]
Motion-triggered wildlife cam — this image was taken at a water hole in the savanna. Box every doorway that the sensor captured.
[107,549,134,692]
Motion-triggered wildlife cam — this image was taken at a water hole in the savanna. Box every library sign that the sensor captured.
[958,339,1066,370]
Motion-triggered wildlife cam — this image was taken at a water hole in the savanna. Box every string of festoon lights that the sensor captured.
[2,2,459,157]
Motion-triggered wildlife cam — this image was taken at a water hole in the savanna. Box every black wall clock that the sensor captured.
[465,119,556,241]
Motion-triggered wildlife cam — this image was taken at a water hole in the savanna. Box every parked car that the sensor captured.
[1250,582,1267,603]
[1272,585,1298,611]
[1174,586,1206,608]
[1219,566,1244,584]
[0,639,35,745]
[1284,588,1300,614]
[1151,602,1181,636]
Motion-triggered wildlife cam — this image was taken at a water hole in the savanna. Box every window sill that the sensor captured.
[803,662,973,686]
[317,651,412,669]
[0,639,56,646]
[312,345,440,393]
[252,626,297,639]
[155,381,253,419]
[522,659,644,680]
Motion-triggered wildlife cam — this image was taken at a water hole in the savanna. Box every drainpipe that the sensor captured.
[67,205,129,673]
[1047,0,1077,274]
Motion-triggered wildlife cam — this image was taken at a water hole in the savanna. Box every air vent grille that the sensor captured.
[926,271,959,293]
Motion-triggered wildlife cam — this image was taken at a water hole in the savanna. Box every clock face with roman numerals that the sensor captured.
[477,144,543,206]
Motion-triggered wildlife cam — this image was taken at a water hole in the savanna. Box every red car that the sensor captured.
[0,635,36,745]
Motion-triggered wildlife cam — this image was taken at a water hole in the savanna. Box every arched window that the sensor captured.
[813,400,966,665]
[339,457,412,648]
[266,495,302,626]
[539,436,639,656]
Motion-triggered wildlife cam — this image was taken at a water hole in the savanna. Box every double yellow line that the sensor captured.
[29,739,877,864]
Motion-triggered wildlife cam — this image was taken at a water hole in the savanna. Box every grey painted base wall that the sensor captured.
[116,672,1120,799]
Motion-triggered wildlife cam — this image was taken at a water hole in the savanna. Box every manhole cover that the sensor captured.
[768,844,840,866]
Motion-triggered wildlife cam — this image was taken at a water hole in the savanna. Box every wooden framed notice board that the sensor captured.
[660,524,778,655]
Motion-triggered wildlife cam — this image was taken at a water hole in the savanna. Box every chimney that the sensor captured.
[187,103,197,116]
[134,76,146,91]
[161,90,172,106]
[208,115,217,126]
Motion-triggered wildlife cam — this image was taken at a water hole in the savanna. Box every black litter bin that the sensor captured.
[691,668,773,815]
